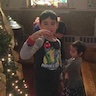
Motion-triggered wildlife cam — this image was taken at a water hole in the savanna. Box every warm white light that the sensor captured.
[12,73,15,75]
[25,94,28,96]
[15,80,18,83]
[1,58,5,61]
[24,84,28,88]
[23,80,25,82]
[15,86,18,89]
[8,57,11,62]
[12,83,15,86]
[7,69,11,72]
[9,93,13,96]
[17,89,20,92]
[20,91,23,94]
[8,54,11,57]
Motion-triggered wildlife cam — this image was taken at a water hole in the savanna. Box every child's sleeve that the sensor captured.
[20,37,45,60]
[62,58,75,72]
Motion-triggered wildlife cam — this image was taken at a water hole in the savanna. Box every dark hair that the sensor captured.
[39,10,58,24]
[56,21,66,35]
[71,40,86,55]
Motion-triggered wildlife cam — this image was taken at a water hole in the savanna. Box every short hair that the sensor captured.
[71,40,86,55]
[39,10,58,24]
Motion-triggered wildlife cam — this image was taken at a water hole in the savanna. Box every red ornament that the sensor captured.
[44,41,51,48]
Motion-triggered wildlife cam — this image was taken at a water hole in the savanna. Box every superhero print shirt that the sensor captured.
[41,40,61,70]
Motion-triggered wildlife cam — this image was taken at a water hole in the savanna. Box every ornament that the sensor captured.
[44,41,51,49]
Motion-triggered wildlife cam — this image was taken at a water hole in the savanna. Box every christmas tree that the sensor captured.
[1,48,29,96]
[0,5,30,96]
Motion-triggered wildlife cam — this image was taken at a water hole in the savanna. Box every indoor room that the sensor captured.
[0,0,96,96]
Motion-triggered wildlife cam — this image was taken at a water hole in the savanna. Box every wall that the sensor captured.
[68,0,87,9]
[4,9,96,37]
[0,0,95,10]
[1,0,96,38]
[1,0,27,9]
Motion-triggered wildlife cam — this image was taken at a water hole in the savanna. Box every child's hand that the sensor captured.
[29,29,50,41]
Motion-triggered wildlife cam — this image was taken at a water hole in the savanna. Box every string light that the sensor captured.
[20,91,23,94]
[11,73,15,76]
[15,85,18,89]
[15,80,18,83]
[12,83,15,86]
[25,94,29,96]
[2,58,5,61]
[0,11,30,96]
[7,69,11,72]
[8,93,13,96]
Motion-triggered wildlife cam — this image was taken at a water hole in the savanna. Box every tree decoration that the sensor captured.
[0,27,11,58]
[2,48,30,96]
[0,6,30,96]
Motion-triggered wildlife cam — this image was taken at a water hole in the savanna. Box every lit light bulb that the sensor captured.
[17,89,20,92]
[7,69,11,72]
[15,80,18,83]
[12,83,15,86]
[12,73,15,76]
[20,91,23,94]
[15,86,18,89]
[9,93,13,96]
[2,58,5,61]
[25,94,28,96]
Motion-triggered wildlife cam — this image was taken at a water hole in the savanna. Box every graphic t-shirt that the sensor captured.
[34,39,61,70]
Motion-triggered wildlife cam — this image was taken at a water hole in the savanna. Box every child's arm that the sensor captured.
[28,29,50,41]
[62,58,75,72]
[20,36,45,60]
[20,29,50,60]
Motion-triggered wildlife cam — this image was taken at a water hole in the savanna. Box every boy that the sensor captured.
[20,10,62,96]
[33,20,66,61]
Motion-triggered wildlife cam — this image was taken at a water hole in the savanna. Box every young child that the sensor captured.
[61,40,86,96]
[20,10,62,96]
[33,20,66,61]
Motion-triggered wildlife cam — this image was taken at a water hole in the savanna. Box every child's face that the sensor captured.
[69,45,79,58]
[39,17,58,36]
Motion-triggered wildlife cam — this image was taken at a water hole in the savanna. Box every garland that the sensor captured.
[0,28,11,58]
